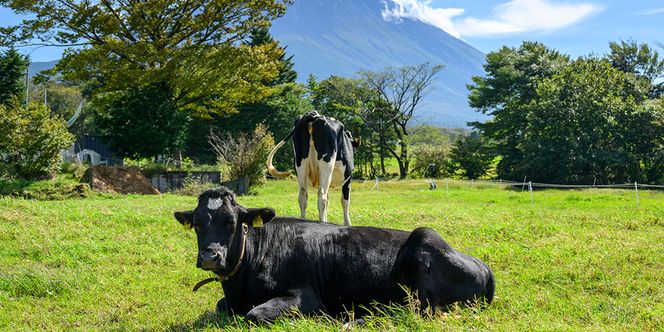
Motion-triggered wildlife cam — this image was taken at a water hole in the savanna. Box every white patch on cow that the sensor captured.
[207,198,223,210]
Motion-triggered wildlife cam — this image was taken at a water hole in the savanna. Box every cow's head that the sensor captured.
[174,187,275,275]
[345,130,361,148]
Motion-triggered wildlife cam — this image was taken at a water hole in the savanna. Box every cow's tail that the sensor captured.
[267,138,291,178]
[267,111,321,179]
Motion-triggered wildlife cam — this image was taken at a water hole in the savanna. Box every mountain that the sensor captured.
[28,60,58,78]
[271,0,488,127]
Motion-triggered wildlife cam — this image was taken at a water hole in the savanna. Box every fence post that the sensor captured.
[635,182,639,209]
[499,178,503,190]
[522,176,527,191]
[372,177,379,191]
[529,181,534,208]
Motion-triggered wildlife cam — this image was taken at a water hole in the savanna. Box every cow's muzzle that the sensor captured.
[197,247,226,271]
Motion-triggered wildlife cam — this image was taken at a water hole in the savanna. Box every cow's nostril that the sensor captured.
[199,251,221,270]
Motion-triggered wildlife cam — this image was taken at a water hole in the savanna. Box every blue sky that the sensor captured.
[1,0,663,62]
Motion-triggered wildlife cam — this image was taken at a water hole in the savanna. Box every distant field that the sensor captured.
[0,180,662,330]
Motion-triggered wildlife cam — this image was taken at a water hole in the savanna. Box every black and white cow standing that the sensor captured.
[267,111,359,226]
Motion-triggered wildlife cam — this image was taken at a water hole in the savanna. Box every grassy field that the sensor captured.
[0,179,662,331]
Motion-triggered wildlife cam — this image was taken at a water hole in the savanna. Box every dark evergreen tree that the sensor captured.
[0,49,29,106]
[91,82,190,158]
[248,27,298,86]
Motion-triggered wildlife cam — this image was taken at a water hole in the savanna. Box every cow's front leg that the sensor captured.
[216,298,230,315]
[245,290,321,324]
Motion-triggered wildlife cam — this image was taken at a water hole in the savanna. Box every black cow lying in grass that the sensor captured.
[175,187,494,323]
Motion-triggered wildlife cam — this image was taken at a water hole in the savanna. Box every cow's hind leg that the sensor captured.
[341,176,352,226]
[245,289,322,324]
[317,160,335,222]
[297,175,308,219]
[395,227,494,313]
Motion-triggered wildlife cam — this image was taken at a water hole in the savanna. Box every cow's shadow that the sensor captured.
[165,310,246,331]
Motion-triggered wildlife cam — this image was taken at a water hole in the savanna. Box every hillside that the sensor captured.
[271,0,488,127]
[28,60,58,78]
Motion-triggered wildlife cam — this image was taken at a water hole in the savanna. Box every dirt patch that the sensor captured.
[86,166,159,195]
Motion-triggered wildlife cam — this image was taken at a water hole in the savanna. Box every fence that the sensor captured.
[365,177,664,209]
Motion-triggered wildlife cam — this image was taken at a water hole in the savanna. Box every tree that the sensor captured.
[468,42,570,180]
[608,40,664,99]
[641,98,664,183]
[361,63,443,179]
[520,58,656,183]
[247,27,298,86]
[1,0,290,117]
[448,133,493,180]
[90,83,189,159]
[184,28,306,167]
[0,49,29,105]
[0,100,73,179]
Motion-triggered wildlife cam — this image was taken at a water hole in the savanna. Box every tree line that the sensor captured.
[470,41,664,184]
[1,0,662,184]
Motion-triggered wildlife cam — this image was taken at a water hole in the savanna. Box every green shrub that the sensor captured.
[411,144,451,178]
[209,123,274,191]
[60,162,88,180]
[174,176,218,196]
[0,175,91,200]
[0,101,74,179]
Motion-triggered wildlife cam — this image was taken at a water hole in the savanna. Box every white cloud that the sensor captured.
[382,0,604,38]
[381,0,465,37]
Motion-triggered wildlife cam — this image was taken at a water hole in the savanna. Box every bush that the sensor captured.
[0,175,91,200]
[448,133,494,180]
[174,176,218,196]
[0,101,74,179]
[209,124,274,191]
[411,144,451,178]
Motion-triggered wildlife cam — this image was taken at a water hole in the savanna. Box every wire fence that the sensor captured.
[361,177,664,209]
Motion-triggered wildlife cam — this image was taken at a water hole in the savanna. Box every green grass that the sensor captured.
[0,179,662,330]
[0,173,92,200]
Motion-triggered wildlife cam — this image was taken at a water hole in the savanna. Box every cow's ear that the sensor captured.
[174,210,194,229]
[243,208,276,228]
